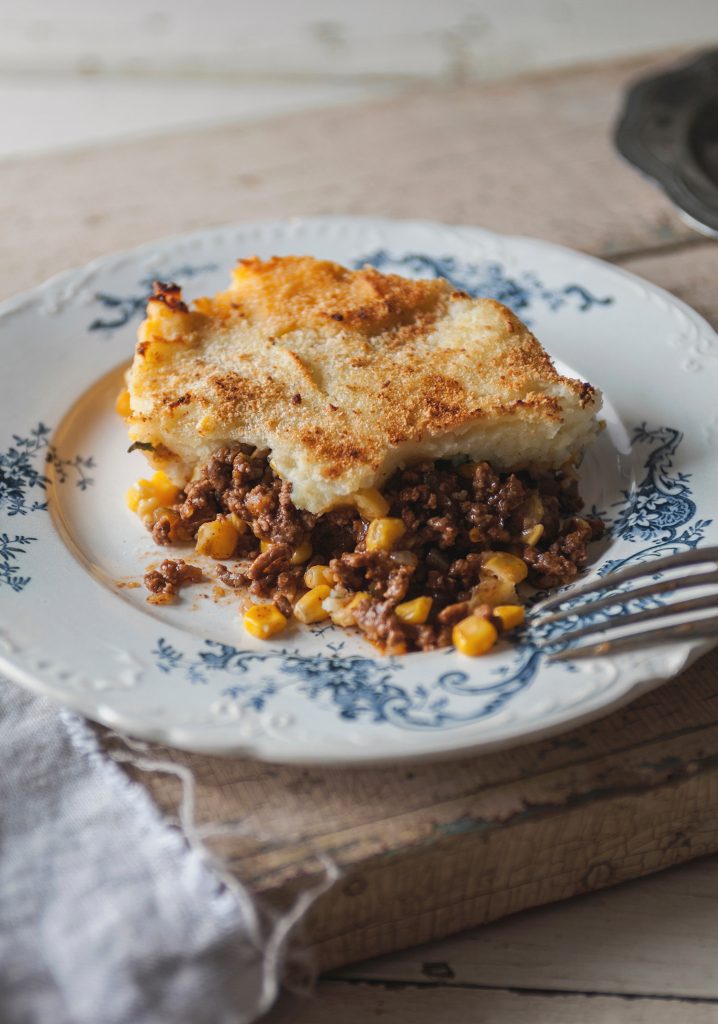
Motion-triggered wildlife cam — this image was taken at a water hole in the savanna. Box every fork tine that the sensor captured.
[533,591,718,648]
[531,545,718,616]
[547,612,718,662]
[533,567,718,627]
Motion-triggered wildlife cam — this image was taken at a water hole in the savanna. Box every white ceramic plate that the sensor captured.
[1,216,717,763]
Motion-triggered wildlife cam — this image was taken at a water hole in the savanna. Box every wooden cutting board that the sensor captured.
[3,47,718,972]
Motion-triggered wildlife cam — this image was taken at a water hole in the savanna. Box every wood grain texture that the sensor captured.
[0,51,698,306]
[264,980,718,1023]
[2,1,712,82]
[335,856,718,999]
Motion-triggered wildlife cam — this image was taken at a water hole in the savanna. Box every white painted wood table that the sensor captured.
[266,858,718,1021]
[4,46,718,1024]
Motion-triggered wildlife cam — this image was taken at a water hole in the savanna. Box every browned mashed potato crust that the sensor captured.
[126,257,601,514]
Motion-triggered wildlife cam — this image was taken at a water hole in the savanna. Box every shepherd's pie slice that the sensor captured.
[126,256,601,515]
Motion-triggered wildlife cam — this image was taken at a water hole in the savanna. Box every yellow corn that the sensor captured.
[148,471,179,504]
[126,484,144,511]
[468,527,483,543]
[229,513,248,534]
[294,585,331,624]
[304,564,334,589]
[115,389,131,418]
[472,575,517,608]
[290,539,313,565]
[354,487,389,519]
[453,615,498,657]
[126,471,180,520]
[136,497,160,521]
[243,604,287,640]
[195,517,240,559]
[395,596,432,625]
[260,538,312,565]
[493,605,525,632]
[348,591,370,613]
[483,552,529,585]
[522,524,544,547]
[365,517,406,553]
[329,591,370,627]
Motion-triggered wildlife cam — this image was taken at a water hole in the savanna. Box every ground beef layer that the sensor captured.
[147,447,603,653]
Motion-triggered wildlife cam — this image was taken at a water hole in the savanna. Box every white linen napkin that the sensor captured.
[0,679,303,1024]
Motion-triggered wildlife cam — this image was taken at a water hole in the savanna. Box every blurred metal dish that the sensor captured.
[616,49,718,236]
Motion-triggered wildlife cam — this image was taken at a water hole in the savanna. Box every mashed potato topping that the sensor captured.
[126,256,601,514]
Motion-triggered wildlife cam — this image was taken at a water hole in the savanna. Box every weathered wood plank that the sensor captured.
[118,648,718,970]
[335,856,718,1000]
[263,979,718,1024]
[130,651,718,876]
[0,52,698,306]
[2,2,711,83]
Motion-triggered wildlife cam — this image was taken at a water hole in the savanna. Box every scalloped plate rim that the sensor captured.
[1,214,717,764]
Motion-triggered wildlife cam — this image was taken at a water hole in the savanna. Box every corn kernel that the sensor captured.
[453,615,498,656]
[304,564,335,589]
[348,591,370,613]
[261,538,312,564]
[493,605,525,632]
[395,596,432,624]
[136,496,161,521]
[522,524,544,547]
[366,517,406,552]
[468,527,483,543]
[483,552,529,585]
[458,462,478,480]
[472,576,517,608]
[290,539,313,565]
[126,471,181,521]
[229,513,248,534]
[151,506,185,541]
[294,585,331,624]
[329,591,370,627]
[195,517,240,559]
[354,487,390,519]
[115,389,131,417]
[150,471,179,504]
[243,604,287,640]
[126,485,141,513]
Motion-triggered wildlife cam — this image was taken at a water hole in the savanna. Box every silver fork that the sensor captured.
[529,545,718,662]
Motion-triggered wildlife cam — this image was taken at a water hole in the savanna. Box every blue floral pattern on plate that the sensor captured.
[0,423,94,591]
[88,263,217,332]
[86,252,612,334]
[358,251,613,320]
